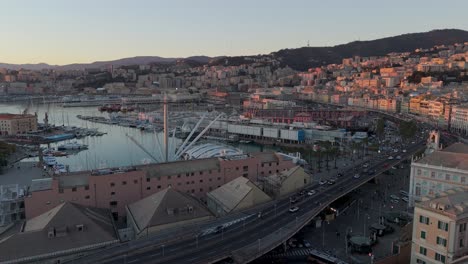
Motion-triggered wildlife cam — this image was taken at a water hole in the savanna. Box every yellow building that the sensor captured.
[263,166,309,198]
[410,188,468,264]
[206,176,271,216]
[0,114,37,135]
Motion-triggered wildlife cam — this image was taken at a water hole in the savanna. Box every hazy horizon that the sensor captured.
[1,0,467,65]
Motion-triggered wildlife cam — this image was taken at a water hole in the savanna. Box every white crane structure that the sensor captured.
[126,112,227,163]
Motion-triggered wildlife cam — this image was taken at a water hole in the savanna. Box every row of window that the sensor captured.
[416,169,467,183]
[419,215,449,232]
[418,247,446,263]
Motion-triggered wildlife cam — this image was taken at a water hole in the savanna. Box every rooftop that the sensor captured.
[0,202,118,262]
[207,176,271,213]
[0,113,36,120]
[415,142,468,171]
[418,187,468,217]
[126,187,213,232]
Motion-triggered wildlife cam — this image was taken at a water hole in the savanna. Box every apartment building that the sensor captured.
[450,105,468,136]
[409,143,468,207]
[0,114,37,135]
[410,188,468,264]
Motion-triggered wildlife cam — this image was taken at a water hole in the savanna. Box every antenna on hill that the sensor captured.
[307,40,310,47]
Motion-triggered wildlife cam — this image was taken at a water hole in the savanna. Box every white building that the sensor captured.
[409,143,468,207]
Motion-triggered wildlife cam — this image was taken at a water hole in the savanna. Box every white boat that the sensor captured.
[57,142,88,151]
[43,156,57,166]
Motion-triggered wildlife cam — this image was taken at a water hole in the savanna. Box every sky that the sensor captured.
[0,0,467,65]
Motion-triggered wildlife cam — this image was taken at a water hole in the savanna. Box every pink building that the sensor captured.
[25,152,297,220]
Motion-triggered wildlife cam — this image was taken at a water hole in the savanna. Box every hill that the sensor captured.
[210,29,468,70]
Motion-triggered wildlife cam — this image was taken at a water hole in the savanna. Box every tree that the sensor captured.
[399,120,417,139]
[376,118,385,138]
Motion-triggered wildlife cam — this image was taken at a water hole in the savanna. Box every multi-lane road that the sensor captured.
[73,138,426,264]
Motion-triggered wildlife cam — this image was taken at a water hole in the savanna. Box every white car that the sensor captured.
[390,194,400,200]
[396,156,401,160]
[289,206,299,213]
[353,174,360,179]
[307,190,316,196]
[319,180,327,185]
[402,197,409,203]
[402,149,407,153]
[388,156,394,160]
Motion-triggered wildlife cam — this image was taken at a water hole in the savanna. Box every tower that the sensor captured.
[425,130,441,154]
[163,94,168,162]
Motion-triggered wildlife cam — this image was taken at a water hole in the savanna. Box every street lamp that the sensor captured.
[345,227,353,256]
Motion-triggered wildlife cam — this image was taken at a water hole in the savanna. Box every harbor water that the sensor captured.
[0,103,275,171]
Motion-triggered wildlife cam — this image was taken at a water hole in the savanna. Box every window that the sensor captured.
[177,182,181,186]
[85,195,90,199]
[438,221,449,231]
[84,185,89,190]
[76,224,84,232]
[461,176,466,183]
[209,170,212,174]
[460,239,464,248]
[209,178,212,182]
[460,223,467,232]
[435,253,446,263]
[417,169,421,175]
[269,163,271,167]
[191,181,195,184]
[445,174,450,181]
[243,166,248,171]
[110,182,115,187]
[186,181,190,185]
[122,181,127,185]
[416,259,426,264]
[261,164,264,168]
[109,201,118,206]
[134,180,138,184]
[72,187,77,192]
[436,236,447,247]
[177,174,181,178]
[243,173,248,177]
[199,179,204,183]
[217,177,221,180]
[111,192,115,195]
[419,215,429,225]
[167,175,171,179]
[191,189,195,193]
[200,188,203,192]
[236,167,239,171]
[191,172,194,176]
[419,246,427,256]
[431,171,436,178]
[146,178,150,182]
[420,230,426,239]
[200,171,203,175]
[157,185,161,189]
[146,187,151,190]
[186,173,189,177]
[59,188,64,193]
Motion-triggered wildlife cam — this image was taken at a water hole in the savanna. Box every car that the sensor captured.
[353,174,360,179]
[367,170,375,176]
[390,199,399,204]
[388,156,394,160]
[327,179,336,185]
[391,166,397,170]
[289,206,299,213]
[396,156,401,160]
[290,197,298,204]
[390,194,400,200]
[399,190,409,197]
[319,180,327,185]
[383,163,389,168]
[303,240,311,248]
[402,149,407,153]
[402,197,409,203]
[307,190,316,196]
[362,163,369,168]
[337,173,343,177]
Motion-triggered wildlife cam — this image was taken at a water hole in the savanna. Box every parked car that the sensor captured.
[353,174,360,179]
[307,190,316,196]
[327,179,336,185]
[402,197,409,203]
[399,190,409,197]
[319,180,327,185]
[390,194,400,200]
[303,240,311,248]
[289,206,299,213]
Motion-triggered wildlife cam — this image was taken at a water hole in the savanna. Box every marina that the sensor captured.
[0,102,273,172]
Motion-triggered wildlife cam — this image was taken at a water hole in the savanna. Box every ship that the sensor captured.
[57,142,88,151]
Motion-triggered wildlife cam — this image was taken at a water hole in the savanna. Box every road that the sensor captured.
[76,139,426,264]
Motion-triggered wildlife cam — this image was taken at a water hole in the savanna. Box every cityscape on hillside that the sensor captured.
[0,2,467,264]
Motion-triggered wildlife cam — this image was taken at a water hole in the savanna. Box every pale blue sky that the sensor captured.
[0,0,467,64]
